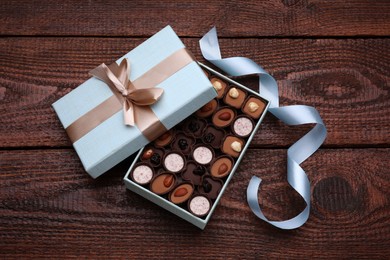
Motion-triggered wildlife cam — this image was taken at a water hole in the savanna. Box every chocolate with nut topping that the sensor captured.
[196,99,218,118]
[242,96,266,119]
[169,183,194,204]
[212,107,236,128]
[150,173,176,195]
[210,156,234,178]
[222,135,245,158]
[224,86,246,109]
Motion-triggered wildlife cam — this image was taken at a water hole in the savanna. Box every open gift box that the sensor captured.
[53,25,269,229]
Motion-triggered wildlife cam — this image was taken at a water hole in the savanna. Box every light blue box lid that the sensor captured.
[52,26,216,178]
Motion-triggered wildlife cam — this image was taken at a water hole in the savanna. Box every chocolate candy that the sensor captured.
[129,67,268,219]
[192,145,214,165]
[163,152,185,173]
[169,183,194,204]
[198,176,223,200]
[182,161,206,185]
[150,173,176,195]
[212,107,236,128]
[196,99,218,118]
[242,96,266,119]
[224,86,246,109]
[131,163,154,185]
[141,147,164,167]
[202,126,225,149]
[210,156,234,178]
[154,130,174,147]
[188,195,212,217]
[172,132,195,154]
[183,118,207,138]
[222,135,245,158]
[232,115,254,138]
[210,77,227,99]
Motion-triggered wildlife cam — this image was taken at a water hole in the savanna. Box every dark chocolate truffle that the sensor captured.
[141,147,164,167]
[182,161,206,185]
[183,117,207,138]
[222,135,245,158]
[198,175,223,200]
[224,86,247,109]
[171,132,195,154]
[169,183,194,204]
[150,173,176,195]
[196,99,218,118]
[212,107,236,128]
[188,195,212,217]
[202,126,226,149]
[210,156,234,178]
[242,96,266,119]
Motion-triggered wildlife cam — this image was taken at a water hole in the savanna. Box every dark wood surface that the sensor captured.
[1,1,389,259]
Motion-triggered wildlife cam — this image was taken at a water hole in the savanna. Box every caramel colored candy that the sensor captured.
[228,88,239,99]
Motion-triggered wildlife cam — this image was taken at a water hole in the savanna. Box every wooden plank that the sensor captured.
[1,37,389,148]
[0,0,389,37]
[0,148,389,258]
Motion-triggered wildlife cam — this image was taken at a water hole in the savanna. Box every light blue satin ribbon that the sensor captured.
[199,28,327,229]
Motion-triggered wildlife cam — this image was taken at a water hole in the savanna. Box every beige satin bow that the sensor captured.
[89,58,164,126]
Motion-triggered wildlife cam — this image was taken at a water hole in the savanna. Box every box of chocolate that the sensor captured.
[52,26,216,178]
[124,63,270,229]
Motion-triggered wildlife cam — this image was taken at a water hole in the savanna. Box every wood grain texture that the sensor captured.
[1,0,389,37]
[1,37,389,148]
[0,148,389,259]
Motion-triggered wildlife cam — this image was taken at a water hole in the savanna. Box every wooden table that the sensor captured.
[1,1,389,258]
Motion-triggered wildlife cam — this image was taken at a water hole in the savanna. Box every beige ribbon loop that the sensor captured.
[89,59,164,126]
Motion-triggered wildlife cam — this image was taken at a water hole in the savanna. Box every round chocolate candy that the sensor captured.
[242,96,266,119]
[212,107,236,128]
[223,86,247,109]
[163,152,185,173]
[188,195,212,217]
[196,99,218,118]
[221,135,245,158]
[150,173,176,195]
[154,130,174,147]
[131,163,155,185]
[171,132,195,154]
[169,183,194,204]
[210,155,234,178]
[232,115,254,138]
[210,77,227,99]
[202,126,226,149]
[198,175,223,200]
[182,161,207,185]
[192,145,214,165]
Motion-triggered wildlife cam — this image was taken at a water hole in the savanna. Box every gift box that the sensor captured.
[52,26,217,178]
[124,63,270,229]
